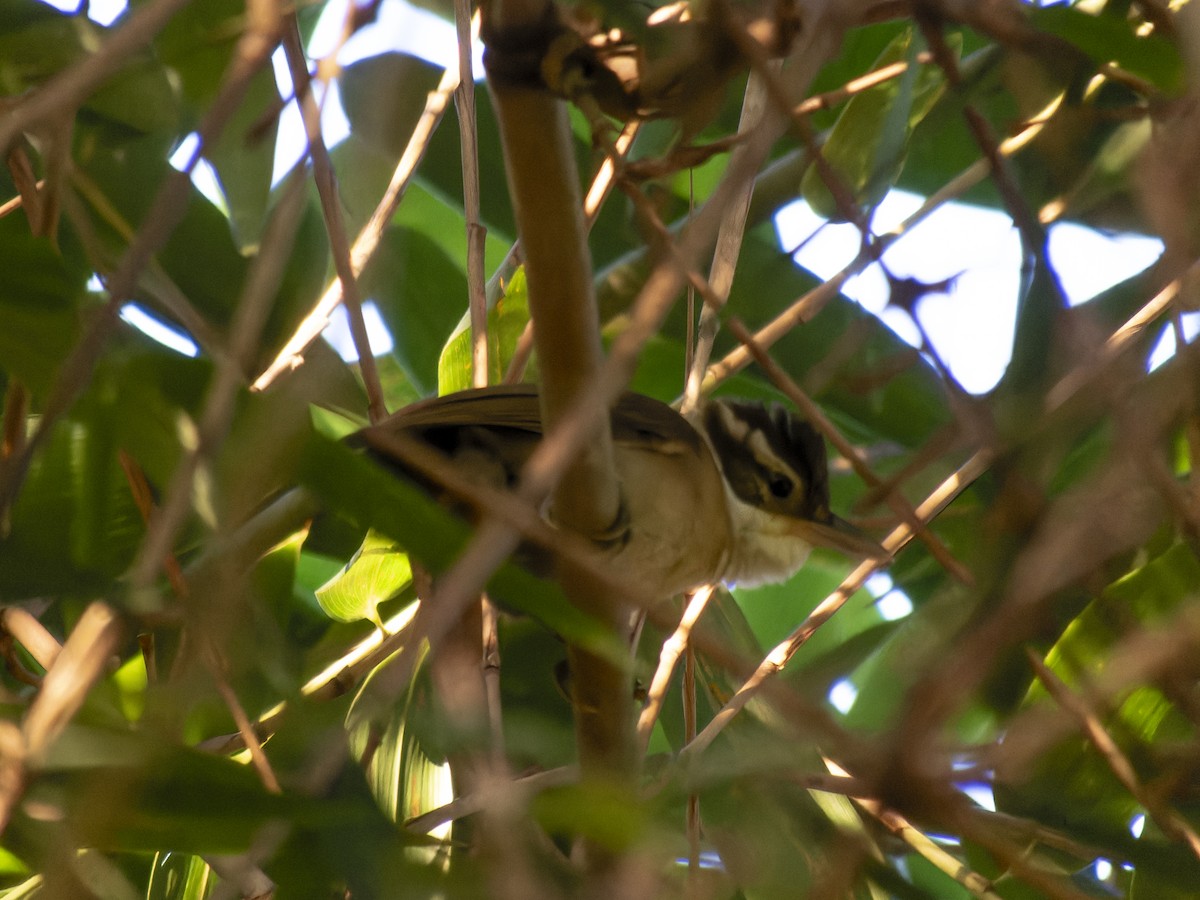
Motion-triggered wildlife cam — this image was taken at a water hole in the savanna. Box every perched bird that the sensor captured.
[356,385,881,599]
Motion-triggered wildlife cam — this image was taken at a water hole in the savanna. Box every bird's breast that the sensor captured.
[610,439,733,599]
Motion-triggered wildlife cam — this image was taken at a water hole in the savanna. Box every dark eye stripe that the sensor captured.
[703,400,832,520]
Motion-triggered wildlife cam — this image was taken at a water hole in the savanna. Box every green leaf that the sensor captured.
[153,0,251,116]
[145,852,214,900]
[205,66,280,252]
[316,530,414,625]
[437,266,532,393]
[0,217,86,394]
[1031,5,1184,94]
[362,225,468,393]
[339,53,444,159]
[802,29,954,221]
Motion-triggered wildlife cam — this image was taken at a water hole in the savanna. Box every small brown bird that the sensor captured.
[358,385,881,599]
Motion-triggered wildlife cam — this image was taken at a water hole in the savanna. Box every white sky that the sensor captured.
[45,0,1199,393]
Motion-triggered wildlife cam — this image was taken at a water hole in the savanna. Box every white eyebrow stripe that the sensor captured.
[746,427,780,472]
[715,402,750,442]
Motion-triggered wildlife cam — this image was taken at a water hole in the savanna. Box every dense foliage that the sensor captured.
[0,0,1198,897]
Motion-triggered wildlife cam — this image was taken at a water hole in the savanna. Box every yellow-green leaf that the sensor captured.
[316,530,413,625]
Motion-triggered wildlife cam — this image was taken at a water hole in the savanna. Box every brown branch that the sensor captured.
[453,6,489,391]
[486,0,630,795]
[682,68,775,415]
[280,19,387,422]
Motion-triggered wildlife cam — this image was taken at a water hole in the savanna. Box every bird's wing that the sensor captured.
[370,385,705,455]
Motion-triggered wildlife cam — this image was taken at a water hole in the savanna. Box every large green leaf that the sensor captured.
[802,28,953,220]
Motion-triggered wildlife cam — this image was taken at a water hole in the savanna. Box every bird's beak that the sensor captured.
[791,515,887,561]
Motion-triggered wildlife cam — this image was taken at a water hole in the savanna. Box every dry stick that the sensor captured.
[211,669,283,796]
[0,608,61,673]
[684,642,700,874]
[1044,259,1190,414]
[454,9,488,391]
[818,758,1004,900]
[684,449,992,758]
[0,602,123,835]
[1025,650,1200,860]
[197,602,420,756]
[793,54,933,117]
[725,317,972,584]
[0,2,283,511]
[681,67,775,415]
[252,63,462,392]
[281,21,386,423]
[405,765,578,835]
[863,805,1003,899]
[637,585,715,751]
[0,179,44,218]
[451,3,507,767]
[703,91,1064,391]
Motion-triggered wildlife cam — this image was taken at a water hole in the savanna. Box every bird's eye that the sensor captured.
[767,473,794,499]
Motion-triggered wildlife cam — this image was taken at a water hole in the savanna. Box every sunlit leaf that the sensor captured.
[316,530,414,625]
[437,266,532,392]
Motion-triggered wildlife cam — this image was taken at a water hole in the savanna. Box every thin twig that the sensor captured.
[281,19,387,422]
[823,758,1003,899]
[681,67,776,415]
[209,660,283,795]
[454,7,488,391]
[637,585,714,751]
[404,765,578,833]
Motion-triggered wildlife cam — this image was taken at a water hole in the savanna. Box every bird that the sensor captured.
[355,384,881,600]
